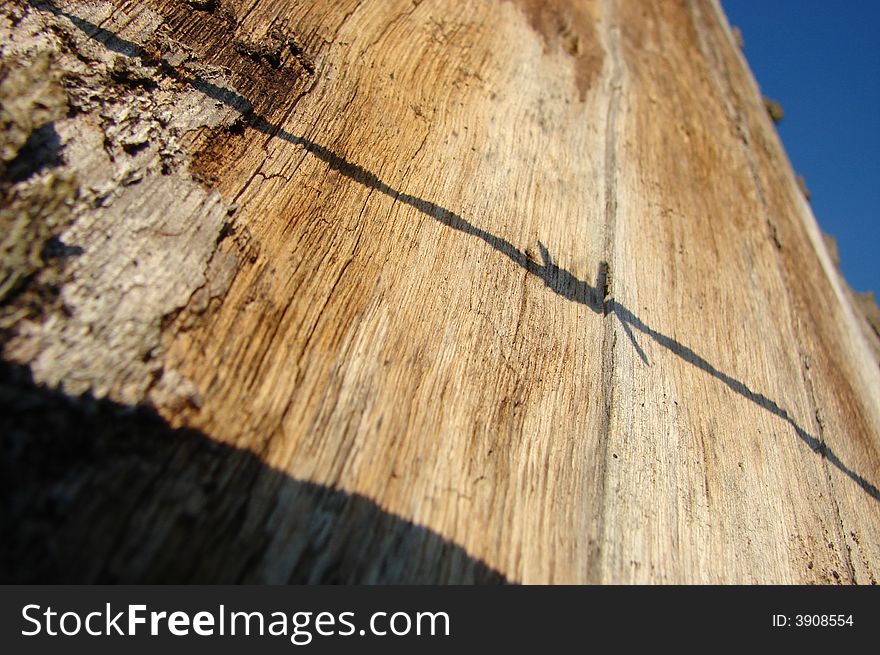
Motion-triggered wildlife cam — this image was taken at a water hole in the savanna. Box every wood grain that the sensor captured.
[3,0,878,583]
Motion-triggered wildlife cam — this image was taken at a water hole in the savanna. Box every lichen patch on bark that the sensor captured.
[1,1,244,405]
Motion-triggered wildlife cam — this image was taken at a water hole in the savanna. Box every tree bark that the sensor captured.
[2,0,878,583]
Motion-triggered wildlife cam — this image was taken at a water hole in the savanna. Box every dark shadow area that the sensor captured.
[0,360,508,583]
[6,123,65,183]
[24,0,880,519]
[39,234,84,261]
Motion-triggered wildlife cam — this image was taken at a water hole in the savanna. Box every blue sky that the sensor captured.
[723,1,879,293]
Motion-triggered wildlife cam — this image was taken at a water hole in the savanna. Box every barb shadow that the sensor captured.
[25,0,880,514]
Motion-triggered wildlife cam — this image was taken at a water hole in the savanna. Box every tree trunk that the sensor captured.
[2,0,878,583]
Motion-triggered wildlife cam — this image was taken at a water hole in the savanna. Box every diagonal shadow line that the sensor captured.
[609,300,878,491]
[38,1,880,502]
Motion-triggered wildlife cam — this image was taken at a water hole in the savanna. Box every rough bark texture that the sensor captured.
[2,0,879,583]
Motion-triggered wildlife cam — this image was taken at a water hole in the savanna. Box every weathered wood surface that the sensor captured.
[2,0,878,583]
